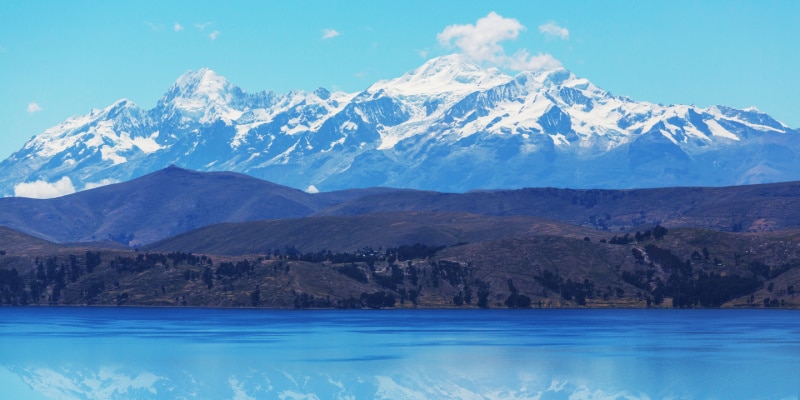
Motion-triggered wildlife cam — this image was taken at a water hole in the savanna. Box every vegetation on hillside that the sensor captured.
[1,226,798,309]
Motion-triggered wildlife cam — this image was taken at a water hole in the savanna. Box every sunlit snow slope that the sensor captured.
[1,54,798,196]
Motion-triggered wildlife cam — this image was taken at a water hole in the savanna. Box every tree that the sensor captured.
[505,293,531,308]
[250,285,260,307]
[86,251,101,273]
[477,281,490,308]
[202,267,214,289]
[361,291,395,309]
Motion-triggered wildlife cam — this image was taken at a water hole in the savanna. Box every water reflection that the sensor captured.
[1,308,798,399]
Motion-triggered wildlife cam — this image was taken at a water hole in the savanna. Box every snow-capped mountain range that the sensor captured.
[2,54,798,197]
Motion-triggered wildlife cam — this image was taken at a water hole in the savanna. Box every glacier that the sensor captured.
[1,54,798,196]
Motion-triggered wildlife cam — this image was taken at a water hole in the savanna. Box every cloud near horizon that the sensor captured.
[83,178,118,191]
[322,29,340,39]
[538,22,569,40]
[14,176,76,199]
[437,12,562,71]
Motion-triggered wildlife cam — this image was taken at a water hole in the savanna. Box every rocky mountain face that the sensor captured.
[2,54,798,196]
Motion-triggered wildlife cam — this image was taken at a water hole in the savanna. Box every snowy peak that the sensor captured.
[167,68,237,98]
[157,68,245,124]
[709,105,788,131]
[371,54,513,96]
[1,55,799,198]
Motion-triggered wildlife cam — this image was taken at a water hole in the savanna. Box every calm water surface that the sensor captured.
[0,308,798,399]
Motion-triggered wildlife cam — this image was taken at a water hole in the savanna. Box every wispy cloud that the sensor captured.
[174,22,184,32]
[418,49,429,58]
[321,28,340,39]
[209,30,220,40]
[194,22,212,31]
[14,176,76,199]
[144,21,163,31]
[437,11,562,71]
[508,50,562,71]
[539,22,569,40]
[27,102,42,114]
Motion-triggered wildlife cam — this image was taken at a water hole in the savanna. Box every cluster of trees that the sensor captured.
[112,252,212,273]
[270,243,447,265]
[646,244,766,308]
[215,260,254,278]
[0,251,106,305]
[0,250,267,306]
[607,225,668,245]
[292,290,396,309]
[504,279,531,308]
[337,264,368,283]
[621,244,770,308]
[2,233,794,309]
[0,268,27,305]
[534,269,601,306]
[331,255,490,308]
[335,258,472,292]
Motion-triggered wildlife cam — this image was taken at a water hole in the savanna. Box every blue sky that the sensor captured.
[1,1,798,160]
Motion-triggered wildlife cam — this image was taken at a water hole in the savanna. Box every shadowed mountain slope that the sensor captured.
[0,226,64,254]
[145,212,600,255]
[2,167,800,248]
[0,166,369,246]
[319,181,800,232]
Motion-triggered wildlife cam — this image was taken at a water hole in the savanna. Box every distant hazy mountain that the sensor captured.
[1,54,798,196]
[2,166,800,247]
[0,166,384,246]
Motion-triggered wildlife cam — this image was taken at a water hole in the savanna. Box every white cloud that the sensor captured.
[418,49,429,58]
[14,176,76,199]
[437,11,523,64]
[508,50,563,71]
[437,12,562,71]
[321,29,340,39]
[83,178,118,191]
[195,22,212,31]
[27,102,42,114]
[174,22,184,32]
[209,30,220,40]
[305,185,320,194]
[539,22,569,40]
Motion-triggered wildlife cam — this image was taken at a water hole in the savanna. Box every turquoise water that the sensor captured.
[0,308,798,399]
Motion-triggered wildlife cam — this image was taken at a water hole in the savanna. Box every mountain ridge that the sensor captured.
[1,55,798,196]
[2,167,800,247]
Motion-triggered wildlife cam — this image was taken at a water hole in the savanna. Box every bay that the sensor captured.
[1,308,798,399]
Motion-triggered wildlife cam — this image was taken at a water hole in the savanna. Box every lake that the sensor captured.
[0,308,798,399]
